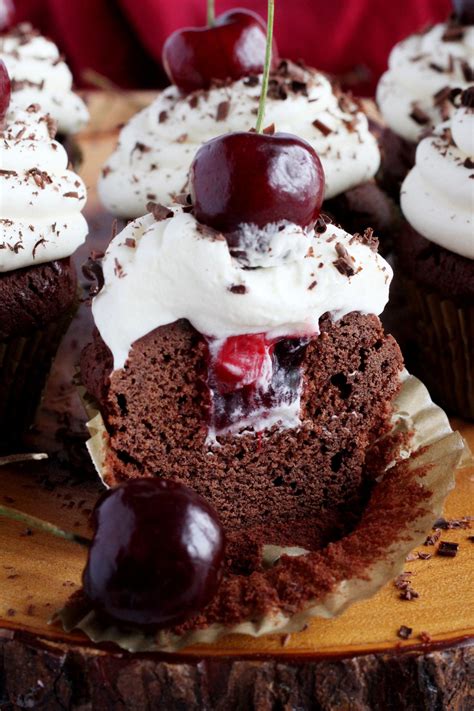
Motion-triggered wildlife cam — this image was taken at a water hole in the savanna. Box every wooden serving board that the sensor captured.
[0,93,473,710]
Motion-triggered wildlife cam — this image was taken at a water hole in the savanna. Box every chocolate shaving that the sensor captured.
[132,141,151,154]
[397,625,413,640]
[436,541,459,557]
[424,529,441,546]
[228,284,247,295]
[63,191,80,198]
[441,24,465,42]
[158,110,168,123]
[432,516,472,530]
[409,105,430,126]
[429,62,445,73]
[0,169,18,177]
[27,168,52,189]
[433,85,452,106]
[333,243,355,276]
[147,201,174,221]
[188,95,199,109]
[308,280,317,290]
[244,75,259,87]
[102,166,112,178]
[216,101,230,122]
[82,251,105,297]
[125,238,136,249]
[461,87,474,108]
[419,631,432,643]
[263,123,276,135]
[32,238,47,258]
[460,60,474,82]
[313,119,332,136]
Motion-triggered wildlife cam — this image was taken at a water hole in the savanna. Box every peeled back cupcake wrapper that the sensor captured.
[55,371,469,653]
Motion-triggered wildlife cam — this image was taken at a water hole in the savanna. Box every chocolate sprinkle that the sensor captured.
[397,625,413,640]
[441,24,465,42]
[436,541,459,557]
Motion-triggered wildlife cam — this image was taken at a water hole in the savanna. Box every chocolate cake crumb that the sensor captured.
[467,535,474,542]
[397,625,413,639]
[216,101,230,122]
[263,123,276,135]
[147,202,173,221]
[436,541,459,557]
[419,631,432,643]
[409,105,430,126]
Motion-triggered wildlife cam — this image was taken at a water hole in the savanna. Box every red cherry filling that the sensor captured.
[207,334,312,434]
[162,9,278,94]
[190,131,325,236]
[83,479,225,627]
[452,0,474,24]
[213,333,271,393]
[0,60,11,125]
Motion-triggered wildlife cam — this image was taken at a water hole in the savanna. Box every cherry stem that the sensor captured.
[255,0,275,134]
[207,0,215,26]
[0,504,91,548]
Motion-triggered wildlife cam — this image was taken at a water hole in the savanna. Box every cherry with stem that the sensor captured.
[255,0,274,134]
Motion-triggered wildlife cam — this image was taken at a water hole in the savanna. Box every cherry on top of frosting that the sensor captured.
[82,478,226,627]
[189,129,325,234]
[162,8,279,94]
[452,0,474,24]
[0,60,11,125]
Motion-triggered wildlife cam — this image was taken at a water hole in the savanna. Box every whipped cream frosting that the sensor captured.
[0,23,89,135]
[0,103,88,272]
[377,22,474,142]
[92,209,391,371]
[99,63,381,218]
[400,98,474,260]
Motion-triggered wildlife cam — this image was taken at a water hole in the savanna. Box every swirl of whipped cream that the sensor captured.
[400,100,474,259]
[92,209,391,371]
[0,103,88,272]
[99,62,380,218]
[377,22,474,143]
[0,23,89,135]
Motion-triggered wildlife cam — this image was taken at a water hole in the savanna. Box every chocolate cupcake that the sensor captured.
[0,23,89,163]
[0,97,88,448]
[99,11,394,242]
[396,87,474,419]
[376,6,474,198]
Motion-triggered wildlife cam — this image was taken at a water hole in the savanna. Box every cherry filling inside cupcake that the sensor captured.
[206,333,312,435]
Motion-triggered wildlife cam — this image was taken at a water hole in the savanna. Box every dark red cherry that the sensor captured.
[190,131,325,233]
[452,0,474,24]
[213,334,272,393]
[0,1,14,32]
[162,9,278,94]
[83,479,225,627]
[0,60,11,125]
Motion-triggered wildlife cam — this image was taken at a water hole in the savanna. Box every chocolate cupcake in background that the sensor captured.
[394,86,474,420]
[0,96,88,449]
[0,23,89,164]
[99,14,395,246]
[375,6,474,198]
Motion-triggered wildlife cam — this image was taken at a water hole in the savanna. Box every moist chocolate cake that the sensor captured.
[82,311,403,554]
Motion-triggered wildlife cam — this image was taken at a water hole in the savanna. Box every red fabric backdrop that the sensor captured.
[11,0,452,94]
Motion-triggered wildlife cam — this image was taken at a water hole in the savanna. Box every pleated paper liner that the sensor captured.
[56,371,469,653]
[0,308,75,450]
[399,277,474,421]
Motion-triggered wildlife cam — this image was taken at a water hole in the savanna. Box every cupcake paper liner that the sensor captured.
[0,311,75,448]
[401,276,474,420]
[56,371,469,653]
